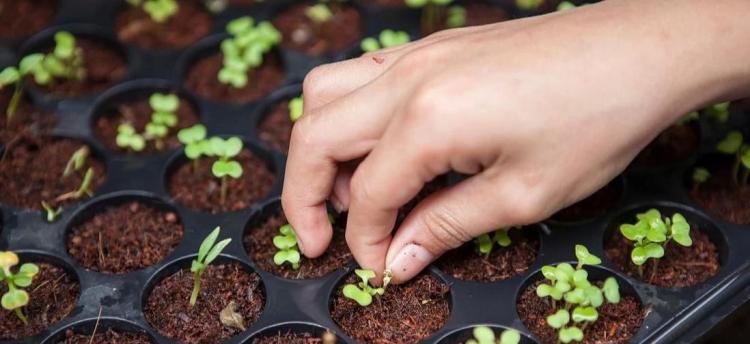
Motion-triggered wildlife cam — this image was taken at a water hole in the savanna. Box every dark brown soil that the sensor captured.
[94,97,199,153]
[690,156,750,225]
[436,228,539,282]
[168,149,275,213]
[0,262,80,340]
[0,89,55,145]
[424,2,510,36]
[362,0,405,7]
[251,330,330,344]
[144,263,265,344]
[551,179,621,223]
[632,123,700,168]
[604,225,720,287]
[244,210,351,279]
[185,52,284,103]
[58,328,153,344]
[331,273,450,344]
[258,101,293,153]
[67,201,184,274]
[0,136,106,210]
[0,0,57,38]
[30,39,127,97]
[116,0,212,50]
[272,3,363,56]
[517,280,644,344]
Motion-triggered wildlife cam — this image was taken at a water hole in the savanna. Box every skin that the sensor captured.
[282,0,750,284]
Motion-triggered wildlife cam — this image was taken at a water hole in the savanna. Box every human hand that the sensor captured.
[282,0,750,283]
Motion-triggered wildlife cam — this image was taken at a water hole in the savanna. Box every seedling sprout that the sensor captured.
[446,6,467,28]
[716,130,750,185]
[691,167,711,192]
[405,0,458,34]
[273,224,301,270]
[307,3,334,24]
[219,16,281,89]
[126,0,178,23]
[62,146,89,178]
[190,227,232,306]
[288,96,304,122]
[515,0,544,11]
[475,228,512,257]
[556,1,577,11]
[0,251,39,325]
[55,144,96,202]
[342,269,385,306]
[41,201,63,223]
[360,30,411,53]
[177,124,208,171]
[209,136,244,204]
[467,326,521,344]
[705,102,730,123]
[56,167,95,202]
[619,209,692,278]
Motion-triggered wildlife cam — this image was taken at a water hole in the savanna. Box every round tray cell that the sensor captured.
[0,88,56,145]
[603,203,726,288]
[21,25,129,99]
[271,1,364,56]
[244,200,352,279]
[548,176,624,225]
[115,0,213,50]
[0,252,81,341]
[143,255,266,343]
[91,81,201,155]
[0,0,57,39]
[436,324,536,344]
[630,120,701,169]
[42,317,156,344]
[0,135,107,210]
[66,194,184,274]
[687,153,750,225]
[247,322,346,344]
[516,265,644,344]
[329,269,452,344]
[254,86,301,154]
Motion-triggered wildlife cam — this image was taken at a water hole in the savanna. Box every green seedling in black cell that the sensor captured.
[209,136,244,204]
[467,326,521,344]
[0,251,40,325]
[445,5,466,28]
[619,209,692,279]
[56,167,95,202]
[342,269,386,306]
[475,228,512,257]
[41,201,63,223]
[307,3,334,24]
[360,30,411,53]
[62,146,89,178]
[405,0,455,34]
[126,0,179,23]
[536,245,620,343]
[219,16,281,88]
[273,224,301,270]
[145,92,180,150]
[515,0,545,11]
[716,130,750,185]
[190,226,232,306]
[177,124,208,172]
[691,167,711,193]
[116,123,146,152]
[705,102,730,123]
[288,96,303,122]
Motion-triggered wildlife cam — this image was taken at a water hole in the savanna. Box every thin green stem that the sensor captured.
[14,308,28,325]
[189,271,202,306]
[6,81,23,127]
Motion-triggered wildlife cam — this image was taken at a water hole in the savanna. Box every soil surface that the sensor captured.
[0,262,80,340]
[185,52,284,103]
[273,3,363,56]
[244,210,351,279]
[250,330,332,344]
[605,224,720,287]
[0,90,55,145]
[518,280,644,344]
[30,39,126,97]
[67,201,184,274]
[331,273,450,343]
[94,97,199,153]
[424,2,509,36]
[551,179,621,223]
[258,101,294,153]
[116,0,212,49]
[632,123,700,168]
[168,149,275,213]
[144,263,265,344]
[690,156,750,225]
[58,328,153,344]
[436,227,539,282]
[0,136,106,210]
[0,0,57,38]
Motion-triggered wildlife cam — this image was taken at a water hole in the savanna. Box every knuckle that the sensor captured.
[420,208,471,251]
[302,65,328,98]
[505,191,548,225]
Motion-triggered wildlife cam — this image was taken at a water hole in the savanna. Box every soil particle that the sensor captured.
[272,3,363,56]
[116,0,212,50]
[185,53,284,103]
[258,101,293,153]
[0,90,55,145]
[58,328,153,344]
[250,330,331,344]
[0,0,57,38]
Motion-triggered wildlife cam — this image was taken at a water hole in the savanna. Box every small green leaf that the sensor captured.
[145,122,168,138]
[343,284,373,306]
[554,263,574,282]
[564,287,586,305]
[355,269,376,285]
[575,245,601,266]
[471,326,495,343]
[559,326,584,344]
[670,213,693,246]
[546,309,570,329]
[190,259,204,273]
[572,269,589,288]
[53,31,76,59]
[572,306,598,323]
[149,93,180,113]
[446,6,467,28]
[475,233,493,255]
[360,37,380,53]
[602,277,621,304]
[499,329,521,344]
[584,285,604,308]
[0,67,20,85]
[288,96,304,122]
[204,238,231,265]
[273,249,300,268]
[227,16,254,36]
[541,265,557,281]
[212,160,243,179]
[273,235,297,249]
[19,54,44,75]
[557,1,577,11]
[620,222,647,241]
[1,290,29,310]
[177,124,207,144]
[18,263,39,276]
[717,131,743,154]
[306,3,333,23]
[198,227,221,262]
[536,283,562,300]
[493,229,512,247]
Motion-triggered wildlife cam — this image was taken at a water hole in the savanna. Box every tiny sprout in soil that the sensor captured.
[115,92,181,152]
[474,228,512,257]
[705,102,730,123]
[272,224,301,270]
[515,0,544,11]
[619,209,692,277]
[0,251,40,325]
[307,3,334,24]
[716,130,750,185]
[556,1,577,11]
[41,201,63,223]
[692,167,711,192]
[190,226,232,306]
[288,96,303,122]
[54,145,96,202]
[467,326,521,344]
[0,31,84,126]
[360,29,411,53]
[535,245,620,343]
[406,0,466,33]
[343,269,386,307]
[219,16,281,88]
[126,0,178,23]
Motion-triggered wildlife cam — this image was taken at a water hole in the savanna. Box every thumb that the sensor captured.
[385,172,549,284]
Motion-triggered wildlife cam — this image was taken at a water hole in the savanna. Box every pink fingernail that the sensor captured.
[386,244,434,282]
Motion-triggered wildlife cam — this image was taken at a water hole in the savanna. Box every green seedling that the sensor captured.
[675,111,700,126]
[515,0,545,11]
[126,0,179,23]
[474,228,511,257]
[210,136,244,204]
[41,201,63,223]
[117,93,180,151]
[556,1,577,11]
[62,146,89,178]
[177,124,208,172]
[116,123,146,152]
[691,167,711,193]
[342,269,385,307]
[360,29,411,53]
[716,130,750,185]
[466,326,521,344]
[190,227,232,306]
[535,245,620,343]
[446,6,466,28]
[307,3,334,23]
[56,167,95,202]
[288,96,304,122]
[705,102,730,123]
[405,0,455,34]
[619,209,692,278]
[273,224,301,270]
[0,251,39,325]
[219,16,281,88]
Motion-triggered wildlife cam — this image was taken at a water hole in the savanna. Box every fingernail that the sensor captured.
[386,244,435,282]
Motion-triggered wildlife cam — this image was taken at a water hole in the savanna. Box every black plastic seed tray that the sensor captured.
[0,0,748,343]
